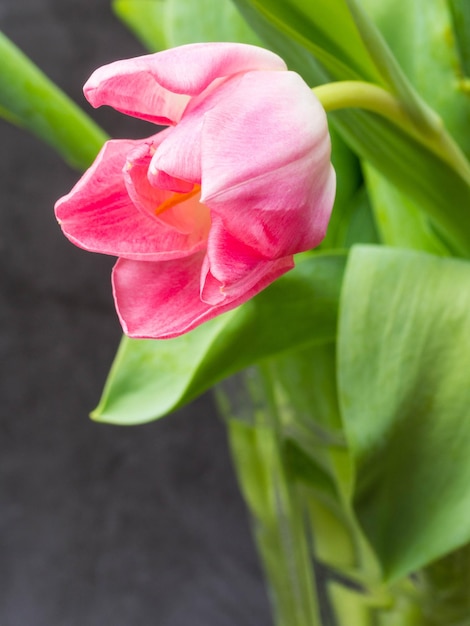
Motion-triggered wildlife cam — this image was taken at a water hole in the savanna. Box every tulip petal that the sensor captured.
[55,138,206,260]
[124,141,211,239]
[201,216,295,303]
[200,70,335,257]
[207,156,336,259]
[112,252,292,339]
[148,115,203,190]
[83,43,286,124]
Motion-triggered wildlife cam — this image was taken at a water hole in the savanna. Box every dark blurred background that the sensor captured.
[0,1,270,624]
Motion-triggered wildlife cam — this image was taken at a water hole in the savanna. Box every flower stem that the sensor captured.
[313,81,470,186]
[217,368,323,626]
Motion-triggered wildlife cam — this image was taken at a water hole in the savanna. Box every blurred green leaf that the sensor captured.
[320,126,365,250]
[338,245,470,581]
[331,109,470,256]
[112,0,168,51]
[92,253,346,425]
[113,0,261,50]
[0,31,106,169]
[227,416,321,625]
[234,0,383,82]
[363,164,450,256]
[360,0,470,159]
[448,0,470,76]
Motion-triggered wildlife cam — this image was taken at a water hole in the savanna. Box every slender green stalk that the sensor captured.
[313,81,470,187]
[218,368,323,626]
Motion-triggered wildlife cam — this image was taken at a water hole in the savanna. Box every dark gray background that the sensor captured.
[0,1,270,624]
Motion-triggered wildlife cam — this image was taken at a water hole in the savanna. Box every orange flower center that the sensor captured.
[155,184,202,216]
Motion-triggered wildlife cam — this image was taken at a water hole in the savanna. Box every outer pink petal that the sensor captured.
[55,138,206,261]
[83,43,287,124]
[201,217,295,304]
[112,252,292,339]
[200,70,335,256]
[206,156,336,260]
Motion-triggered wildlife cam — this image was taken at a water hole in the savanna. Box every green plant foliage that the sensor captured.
[232,1,470,257]
[338,245,470,581]
[112,0,168,51]
[360,0,470,159]
[0,31,106,169]
[363,165,450,256]
[447,0,470,77]
[113,0,261,50]
[234,0,383,83]
[92,253,346,425]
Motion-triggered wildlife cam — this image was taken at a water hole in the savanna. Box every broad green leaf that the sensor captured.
[448,0,470,76]
[233,0,383,83]
[360,0,470,158]
[331,110,470,256]
[165,0,261,46]
[112,0,168,52]
[92,253,346,425]
[0,31,106,169]
[113,0,261,50]
[363,164,450,256]
[338,245,470,581]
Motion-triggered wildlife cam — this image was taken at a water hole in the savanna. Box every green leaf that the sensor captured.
[0,31,106,169]
[448,0,470,77]
[113,0,261,50]
[320,127,365,250]
[363,164,450,256]
[331,110,470,257]
[360,0,470,159]
[338,245,470,581]
[233,0,383,82]
[112,0,169,52]
[92,252,346,425]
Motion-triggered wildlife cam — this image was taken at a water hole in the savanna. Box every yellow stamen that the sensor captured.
[155,184,201,216]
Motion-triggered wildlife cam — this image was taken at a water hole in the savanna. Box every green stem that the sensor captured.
[313,81,470,187]
[217,368,323,626]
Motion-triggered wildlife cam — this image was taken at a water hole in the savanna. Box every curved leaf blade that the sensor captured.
[339,245,470,581]
[0,31,106,169]
[92,253,346,425]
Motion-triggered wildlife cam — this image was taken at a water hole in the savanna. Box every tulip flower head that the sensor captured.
[55,43,335,339]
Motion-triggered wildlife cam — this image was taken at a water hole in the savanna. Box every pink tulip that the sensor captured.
[55,43,335,339]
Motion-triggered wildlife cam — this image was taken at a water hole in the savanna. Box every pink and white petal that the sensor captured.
[124,139,172,214]
[206,155,336,260]
[200,70,332,208]
[84,44,286,124]
[84,59,190,125]
[112,252,211,338]
[55,138,205,260]
[112,251,292,339]
[148,115,203,190]
[201,217,291,299]
[200,243,294,306]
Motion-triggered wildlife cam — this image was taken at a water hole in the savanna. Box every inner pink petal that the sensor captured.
[124,141,211,239]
